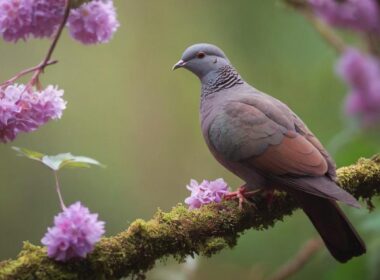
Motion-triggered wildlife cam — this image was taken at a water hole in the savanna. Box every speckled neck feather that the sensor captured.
[201,65,243,98]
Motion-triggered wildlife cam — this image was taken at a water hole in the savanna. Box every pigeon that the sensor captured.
[173,43,366,263]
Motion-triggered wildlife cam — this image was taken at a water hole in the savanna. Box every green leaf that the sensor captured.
[42,154,104,170]
[13,147,104,171]
[12,147,45,161]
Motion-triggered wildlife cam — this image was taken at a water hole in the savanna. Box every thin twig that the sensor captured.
[366,32,380,57]
[0,0,71,90]
[284,0,346,53]
[303,11,346,53]
[268,237,324,280]
[28,0,71,88]
[54,171,66,210]
[0,60,58,87]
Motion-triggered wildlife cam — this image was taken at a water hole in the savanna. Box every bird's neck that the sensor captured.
[201,65,244,98]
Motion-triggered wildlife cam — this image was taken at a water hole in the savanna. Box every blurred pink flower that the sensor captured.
[185,178,230,209]
[0,0,65,42]
[0,0,120,43]
[0,84,66,142]
[31,0,66,38]
[309,0,380,33]
[0,0,33,42]
[67,0,119,45]
[337,48,380,125]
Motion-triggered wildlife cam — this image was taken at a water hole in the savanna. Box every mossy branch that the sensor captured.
[0,156,380,280]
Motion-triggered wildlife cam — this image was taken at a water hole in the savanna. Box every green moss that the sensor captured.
[337,156,380,200]
[199,237,230,257]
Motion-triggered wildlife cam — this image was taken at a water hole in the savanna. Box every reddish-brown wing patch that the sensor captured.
[248,133,328,176]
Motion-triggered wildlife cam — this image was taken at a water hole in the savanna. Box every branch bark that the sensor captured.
[0,155,379,280]
[283,0,346,53]
[268,237,324,280]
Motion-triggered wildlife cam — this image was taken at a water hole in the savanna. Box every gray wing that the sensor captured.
[208,95,293,161]
[207,96,358,205]
[208,98,329,176]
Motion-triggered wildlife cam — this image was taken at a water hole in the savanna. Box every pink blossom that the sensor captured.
[0,0,65,42]
[0,84,66,142]
[42,202,105,262]
[31,0,66,39]
[0,0,34,42]
[185,179,230,209]
[309,0,380,33]
[67,0,119,45]
[337,48,380,125]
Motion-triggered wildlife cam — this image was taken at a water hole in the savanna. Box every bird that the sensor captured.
[172,43,366,263]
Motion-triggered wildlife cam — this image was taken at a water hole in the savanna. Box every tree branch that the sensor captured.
[268,237,324,280]
[283,0,346,53]
[0,155,379,280]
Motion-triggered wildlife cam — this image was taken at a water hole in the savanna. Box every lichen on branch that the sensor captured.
[0,156,379,280]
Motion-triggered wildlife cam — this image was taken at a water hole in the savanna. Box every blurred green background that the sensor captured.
[0,1,379,279]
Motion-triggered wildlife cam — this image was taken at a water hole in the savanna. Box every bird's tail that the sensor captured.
[293,191,366,263]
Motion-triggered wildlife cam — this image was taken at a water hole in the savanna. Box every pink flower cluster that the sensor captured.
[308,0,380,126]
[0,0,119,44]
[68,0,119,45]
[185,179,230,209]
[0,84,66,142]
[337,49,380,125]
[41,202,105,261]
[309,0,380,32]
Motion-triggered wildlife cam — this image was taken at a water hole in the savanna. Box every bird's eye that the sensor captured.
[196,52,206,59]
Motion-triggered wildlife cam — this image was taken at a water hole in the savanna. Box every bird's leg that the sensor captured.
[224,185,261,209]
[264,189,275,208]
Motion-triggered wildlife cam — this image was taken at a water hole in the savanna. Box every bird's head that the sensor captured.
[172,43,230,79]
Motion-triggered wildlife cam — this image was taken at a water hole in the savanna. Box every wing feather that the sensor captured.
[208,100,328,177]
[207,96,357,206]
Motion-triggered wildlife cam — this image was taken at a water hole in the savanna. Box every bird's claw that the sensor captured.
[224,186,260,210]
[263,189,275,209]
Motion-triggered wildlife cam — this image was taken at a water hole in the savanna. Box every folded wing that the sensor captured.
[208,99,358,206]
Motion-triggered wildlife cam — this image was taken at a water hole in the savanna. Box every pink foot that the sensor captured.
[265,189,275,208]
[224,186,260,209]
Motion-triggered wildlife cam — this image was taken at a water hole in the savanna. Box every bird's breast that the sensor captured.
[199,100,267,189]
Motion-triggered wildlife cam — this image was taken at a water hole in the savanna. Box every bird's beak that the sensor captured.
[172,59,187,71]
